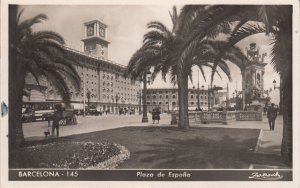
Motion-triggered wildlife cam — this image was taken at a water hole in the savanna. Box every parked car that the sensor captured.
[86,106,102,116]
[22,108,34,122]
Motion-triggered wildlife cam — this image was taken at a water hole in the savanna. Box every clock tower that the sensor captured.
[82,20,109,59]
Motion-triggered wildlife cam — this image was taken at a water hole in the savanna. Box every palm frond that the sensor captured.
[43,70,71,101]
[147,21,172,37]
[31,31,65,45]
[18,13,48,31]
[16,8,25,25]
[143,30,167,45]
[228,23,266,47]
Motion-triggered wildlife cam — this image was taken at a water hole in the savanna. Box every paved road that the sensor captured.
[23,113,171,140]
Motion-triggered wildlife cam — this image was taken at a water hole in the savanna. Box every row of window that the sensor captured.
[102,94,138,102]
[146,102,208,105]
[147,95,176,99]
[147,91,208,95]
[146,94,213,99]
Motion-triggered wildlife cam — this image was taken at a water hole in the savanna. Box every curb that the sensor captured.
[249,129,263,169]
[254,129,264,153]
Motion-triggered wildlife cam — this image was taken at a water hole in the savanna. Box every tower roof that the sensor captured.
[83,19,107,28]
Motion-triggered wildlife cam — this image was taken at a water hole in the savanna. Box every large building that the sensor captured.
[145,87,227,112]
[23,20,141,113]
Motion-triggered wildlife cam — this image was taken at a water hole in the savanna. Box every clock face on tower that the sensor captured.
[99,27,105,37]
[87,25,94,36]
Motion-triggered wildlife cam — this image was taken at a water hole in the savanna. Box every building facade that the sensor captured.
[145,87,227,112]
[23,20,141,113]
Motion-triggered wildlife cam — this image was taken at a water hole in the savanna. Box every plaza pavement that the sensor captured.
[23,113,286,169]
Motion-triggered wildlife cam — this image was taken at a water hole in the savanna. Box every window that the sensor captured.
[153,102,156,105]
[191,102,194,105]
[147,95,150,99]
[165,102,169,104]
[147,102,150,105]
[191,95,194,99]
[166,95,169,99]
[159,95,162,99]
[205,96,207,99]
[172,102,176,105]
[172,95,176,99]
[153,95,156,99]
[159,102,161,104]
[201,96,203,99]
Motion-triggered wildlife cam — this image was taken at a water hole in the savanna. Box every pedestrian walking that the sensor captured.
[52,104,63,136]
[267,103,278,131]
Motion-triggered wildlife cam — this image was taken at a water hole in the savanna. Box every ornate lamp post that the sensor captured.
[197,84,204,110]
[137,91,142,115]
[234,90,242,110]
[142,70,151,122]
[115,93,119,114]
[273,79,282,114]
[86,90,91,108]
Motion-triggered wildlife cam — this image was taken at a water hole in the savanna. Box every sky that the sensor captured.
[20,5,280,104]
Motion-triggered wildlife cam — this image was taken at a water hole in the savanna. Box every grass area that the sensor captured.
[11,126,261,169]
[10,141,120,169]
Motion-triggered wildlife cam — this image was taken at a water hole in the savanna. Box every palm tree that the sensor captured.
[9,5,80,148]
[185,5,292,164]
[125,6,246,129]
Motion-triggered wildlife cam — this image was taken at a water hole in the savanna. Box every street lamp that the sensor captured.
[273,79,280,90]
[115,93,119,114]
[197,84,204,110]
[234,90,242,110]
[142,70,152,122]
[137,91,142,115]
[86,90,91,108]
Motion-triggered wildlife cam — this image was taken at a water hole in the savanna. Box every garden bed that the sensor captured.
[10,141,130,169]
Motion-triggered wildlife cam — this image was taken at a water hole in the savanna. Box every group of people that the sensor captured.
[47,104,79,137]
[151,108,161,124]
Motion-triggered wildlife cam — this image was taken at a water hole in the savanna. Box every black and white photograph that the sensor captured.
[0,0,299,187]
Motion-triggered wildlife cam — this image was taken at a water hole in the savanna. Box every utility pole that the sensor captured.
[197,70,200,110]
[83,74,86,116]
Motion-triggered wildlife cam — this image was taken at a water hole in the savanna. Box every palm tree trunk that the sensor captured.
[177,69,189,129]
[281,71,292,165]
[9,56,26,149]
[278,14,292,165]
